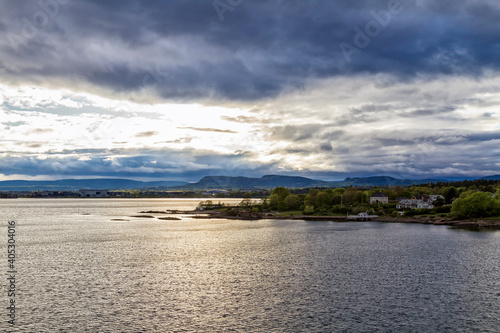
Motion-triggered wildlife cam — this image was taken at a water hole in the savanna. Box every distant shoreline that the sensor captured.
[167,209,500,230]
[3,197,498,230]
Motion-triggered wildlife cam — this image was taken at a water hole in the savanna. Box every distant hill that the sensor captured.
[482,175,500,180]
[181,175,323,190]
[0,179,188,191]
[339,176,442,187]
[178,175,445,189]
[3,174,497,192]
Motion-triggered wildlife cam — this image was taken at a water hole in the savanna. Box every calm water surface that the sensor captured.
[1,198,499,332]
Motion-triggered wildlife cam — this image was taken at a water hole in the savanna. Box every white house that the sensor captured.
[416,201,433,209]
[396,198,414,209]
[370,192,388,204]
[347,212,378,220]
[396,197,434,210]
[79,189,109,198]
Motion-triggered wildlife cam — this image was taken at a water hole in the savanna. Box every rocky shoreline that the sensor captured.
[155,209,500,230]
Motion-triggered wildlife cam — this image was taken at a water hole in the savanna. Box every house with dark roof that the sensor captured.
[370,191,388,204]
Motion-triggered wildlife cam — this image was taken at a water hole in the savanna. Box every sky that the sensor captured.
[0,0,499,182]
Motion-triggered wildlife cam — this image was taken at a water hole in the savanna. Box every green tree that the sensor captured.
[277,201,287,211]
[304,189,319,207]
[442,187,459,204]
[303,205,315,215]
[451,191,500,219]
[198,200,213,209]
[332,188,345,195]
[401,190,412,198]
[271,187,290,201]
[284,194,302,210]
[342,188,363,205]
[260,197,269,209]
[332,195,342,205]
[483,185,496,193]
[433,197,446,207]
[239,198,252,208]
[269,194,280,208]
[316,191,332,210]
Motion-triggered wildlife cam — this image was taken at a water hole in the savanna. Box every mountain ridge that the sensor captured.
[481,175,500,180]
[178,175,447,190]
[0,179,188,191]
[0,174,497,191]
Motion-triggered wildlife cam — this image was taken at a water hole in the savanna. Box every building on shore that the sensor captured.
[202,189,230,196]
[79,189,109,198]
[396,194,444,210]
[347,212,378,221]
[370,192,388,204]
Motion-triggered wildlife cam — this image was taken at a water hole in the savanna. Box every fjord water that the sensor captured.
[1,199,499,332]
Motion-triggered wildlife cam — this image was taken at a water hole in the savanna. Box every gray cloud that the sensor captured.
[266,124,326,142]
[1,126,498,180]
[1,0,499,182]
[0,148,280,181]
[1,0,499,101]
[407,106,458,117]
[320,142,333,152]
[258,126,500,179]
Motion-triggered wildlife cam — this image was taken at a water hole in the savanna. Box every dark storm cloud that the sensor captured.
[466,131,500,142]
[0,148,280,181]
[406,106,458,117]
[320,142,333,152]
[1,0,499,101]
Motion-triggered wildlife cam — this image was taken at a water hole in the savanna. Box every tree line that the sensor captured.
[243,180,500,220]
